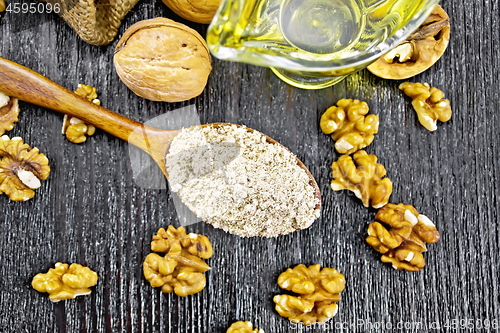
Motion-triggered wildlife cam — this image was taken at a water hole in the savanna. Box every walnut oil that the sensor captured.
[207,0,433,87]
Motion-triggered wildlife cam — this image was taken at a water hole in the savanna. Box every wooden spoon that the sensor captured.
[0,57,321,208]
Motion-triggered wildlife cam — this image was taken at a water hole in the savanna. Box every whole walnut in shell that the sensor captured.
[162,0,222,24]
[114,18,212,102]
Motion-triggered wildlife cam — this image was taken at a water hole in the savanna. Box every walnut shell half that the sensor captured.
[114,18,212,102]
[162,0,222,24]
[367,5,450,80]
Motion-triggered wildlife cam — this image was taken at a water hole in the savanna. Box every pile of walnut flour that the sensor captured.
[166,125,320,237]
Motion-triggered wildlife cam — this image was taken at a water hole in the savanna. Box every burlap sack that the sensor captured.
[57,0,141,46]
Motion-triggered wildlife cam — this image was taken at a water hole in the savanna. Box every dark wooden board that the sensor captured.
[1,0,499,332]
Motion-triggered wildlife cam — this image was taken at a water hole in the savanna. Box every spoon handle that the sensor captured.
[0,57,160,151]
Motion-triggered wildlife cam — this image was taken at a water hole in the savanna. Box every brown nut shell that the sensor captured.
[367,5,450,80]
[114,18,212,102]
[161,0,222,24]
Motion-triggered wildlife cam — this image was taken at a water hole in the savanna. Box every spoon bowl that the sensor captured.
[0,57,321,209]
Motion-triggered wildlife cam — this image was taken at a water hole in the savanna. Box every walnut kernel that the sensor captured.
[143,226,212,296]
[367,5,450,79]
[152,225,213,259]
[32,263,98,302]
[331,150,392,208]
[114,18,212,102]
[320,99,379,154]
[62,84,99,143]
[399,82,451,131]
[0,136,50,201]
[227,321,264,333]
[0,91,20,135]
[161,0,222,24]
[366,203,440,271]
[273,264,345,325]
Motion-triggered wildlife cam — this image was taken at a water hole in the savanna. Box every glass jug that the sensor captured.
[207,0,439,89]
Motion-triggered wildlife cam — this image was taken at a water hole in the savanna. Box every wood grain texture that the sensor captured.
[1,0,499,332]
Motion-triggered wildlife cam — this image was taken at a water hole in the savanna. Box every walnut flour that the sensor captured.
[165,125,320,237]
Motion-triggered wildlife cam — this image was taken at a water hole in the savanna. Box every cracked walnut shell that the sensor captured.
[143,226,212,297]
[227,321,264,333]
[399,82,451,131]
[366,203,440,272]
[331,150,392,208]
[62,84,99,143]
[367,5,450,79]
[161,0,222,24]
[320,99,379,154]
[0,136,50,201]
[32,263,98,302]
[273,264,345,325]
[0,91,20,135]
[114,18,212,102]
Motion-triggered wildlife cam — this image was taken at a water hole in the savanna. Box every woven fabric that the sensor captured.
[58,0,141,46]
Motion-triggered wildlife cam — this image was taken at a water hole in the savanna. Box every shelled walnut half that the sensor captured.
[0,91,20,135]
[32,263,98,302]
[273,264,345,325]
[320,99,379,154]
[0,136,50,201]
[143,226,213,297]
[399,82,451,131]
[366,203,440,271]
[330,150,392,208]
[367,5,450,79]
[62,84,99,143]
[227,321,264,333]
[151,225,213,259]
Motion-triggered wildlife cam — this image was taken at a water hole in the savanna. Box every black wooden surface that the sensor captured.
[1,1,499,332]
